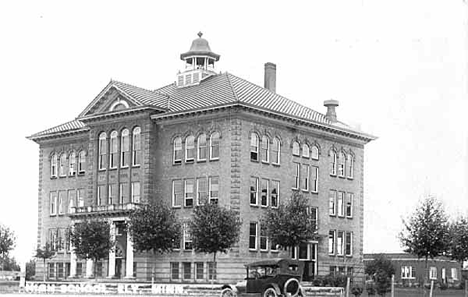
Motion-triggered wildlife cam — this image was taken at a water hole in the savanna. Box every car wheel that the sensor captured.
[283,278,300,297]
[220,288,236,297]
[263,287,277,297]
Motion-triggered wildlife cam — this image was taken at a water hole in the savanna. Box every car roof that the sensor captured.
[244,258,301,268]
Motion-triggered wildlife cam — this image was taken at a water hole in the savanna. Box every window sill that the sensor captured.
[347,177,354,180]
[261,160,270,164]
[312,158,319,161]
[338,175,346,179]
[172,206,182,209]
[173,162,182,166]
[250,204,259,208]
[346,216,353,219]
[68,174,76,178]
[302,189,309,193]
[271,250,279,253]
[250,159,260,163]
[249,249,258,252]
[98,168,106,172]
[260,249,268,253]
[272,163,281,167]
[311,191,319,195]
[59,175,67,178]
[132,164,140,168]
[50,176,57,180]
[197,159,207,163]
[185,159,195,164]
[77,172,85,176]
[209,158,220,162]
[109,167,118,171]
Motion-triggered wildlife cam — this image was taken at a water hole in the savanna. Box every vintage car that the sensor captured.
[220,258,304,297]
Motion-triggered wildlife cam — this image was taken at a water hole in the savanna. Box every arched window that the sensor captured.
[78,151,86,174]
[98,132,107,170]
[185,135,195,162]
[250,133,259,161]
[173,137,183,164]
[272,137,281,165]
[109,131,118,169]
[347,153,354,179]
[261,135,269,163]
[51,153,58,178]
[197,133,207,161]
[68,151,76,176]
[292,141,300,156]
[210,132,220,160]
[311,145,319,160]
[121,129,129,167]
[132,127,141,166]
[338,152,346,177]
[59,153,67,177]
[302,143,310,158]
[330,150,337,176]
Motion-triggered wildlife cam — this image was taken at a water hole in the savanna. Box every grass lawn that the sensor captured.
[360,287,465,296]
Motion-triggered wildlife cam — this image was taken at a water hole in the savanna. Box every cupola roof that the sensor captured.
[180,32,220,61]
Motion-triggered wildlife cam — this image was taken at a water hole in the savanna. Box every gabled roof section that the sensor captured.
[27,120,87,141]
[78,79,169,118]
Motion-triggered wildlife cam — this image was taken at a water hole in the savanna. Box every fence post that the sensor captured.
[429,280,434,297]
[465,279,468,297]
[346,277,350,297]
[391,274,394,297]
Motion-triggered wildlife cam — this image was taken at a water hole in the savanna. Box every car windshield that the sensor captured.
[247,265,278,279]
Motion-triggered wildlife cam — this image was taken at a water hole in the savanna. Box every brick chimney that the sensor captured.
[264,62,276,92]
[324,99,339,123]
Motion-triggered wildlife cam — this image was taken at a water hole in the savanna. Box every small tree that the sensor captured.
[128,202,181,279]
[0,224,16,271]
[26,259,36,281]
[189,202,242,281]
[35,244,54,281]
[69,219,113,278]
[365,255,395,297]
[448,216,468,264]
[261,192,317,250]
[399,196,449,283]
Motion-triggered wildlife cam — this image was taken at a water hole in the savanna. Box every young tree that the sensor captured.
[189,202,242,281]
[399,196,449,281]
[26,259,36,281]
[128,202,181,279]
[35,244,55,281]
[0,224,16,271]
[261,192,317,250]
[365,254,395,297]
[69,219,113,278]
[448,216,468,264]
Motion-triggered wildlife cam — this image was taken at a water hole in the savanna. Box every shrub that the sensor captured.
[351,285,364,297]
[439,282,448,290]
[366,280,376,296]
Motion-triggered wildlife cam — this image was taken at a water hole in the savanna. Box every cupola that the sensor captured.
[176,32,220,88]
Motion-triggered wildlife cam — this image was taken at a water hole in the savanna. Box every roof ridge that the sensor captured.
[225,72,240,102]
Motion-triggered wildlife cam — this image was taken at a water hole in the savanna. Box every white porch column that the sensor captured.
[125,231,134,278]
[85,259,94,278]
[70,251,77,277]
[107,222,116,278]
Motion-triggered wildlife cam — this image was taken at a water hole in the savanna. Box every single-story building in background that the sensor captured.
[364,253,462,288]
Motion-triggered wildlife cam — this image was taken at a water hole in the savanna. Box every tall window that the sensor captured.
[338,152,346,177]
[293,163,300,189]
[98,132,107,170]
[78,151,86,174]
[329,190,336,216]
[197,134,207,161]
[173,137,182,164]
[337,231,344,255]
[77,189,84,207]
[337,192,345,217]
[50,192,57,215]
[119,183,128,204]
[330,150,337,176]
[250,177,258,206]
[401,266,415,279]
[58,191,66,215]
[249,222,258,250]
[68,152,76,176]
[309,207,318,231]
[97,185,105,205]
[346,193,353,218]
[131,182,140,203]
[328,230,335,255]
[209,176,219,204]
[347,154,354,179]
[108,184,116,204]
[451,268,458,280]
[51,153,58,177]
[311,145,319,160]
[68,190,76,213]
[132,127,141,166]
[197,178,208,205]
[185,135,195,162]
[301,164,309,191]
[208,262,216,280]
[121,129,130,167]
[59,153,67,177]
[260,224,268,251]
[302,143,310,158]
[270,180,279,208]
[292,141,300,156]
[210,132,220,160]
[109,131,118,168]
[195,263,204,280]
[172,180,183,207]
[185,179,194,207]
[261,136,269,162]
[183,223,192,250]
[272,137,280,165]
[170,263,179,280]
[260,178,268,207]
[345,232,353,256]
[311,166,318,193]
[429,267,437,280]
[183,262,192,280]
[250,133,259,161]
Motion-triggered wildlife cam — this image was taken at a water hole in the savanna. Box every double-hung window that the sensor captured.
[330,150,337,176]
[302,144,310,158]
[328,230,336,255]
[131,181,140,203]
[173,137,182,164]
[78,151,86,174]
[311,166,319,193]
[260,178,268,207]
[293,163,300,189]
[429,267,437,280]
[50,192,57,215]
[209,176,219,204]
[121,129,130,167]
[108,184,116,204]
[197,178,208,205]
[270,180,279,208]
[347,154,354,179]
[68,152,76,176]
[337,192,345,217]
[301,164,309,191]
[311,145,319,160]
[197,134,207,161]
[338,152,346,177]
[77,189,84,207]
[292,141,300,156]
[172,180,183,207]
[250,133,259,161]
[98,132,107,170]
[184,179,194,207]
[51,154,58,178]
[346,193,353,218]
[97,185,105,206]
[119,183,128,204]
[272,137,280,165]
[132,127,141,166]
[329,190,336,216]
[250,177,258,206]
[68,190,76,213]
[337,231,344,256]
[185,136,195,162]
[249,222,258,250]
[59,153,67,177]
[210,132,220,160]
[401,266,415,279]
[183,223,192,250]
[260,224,268,251]
[261,136,269,163]
[309,207,318,231]
[109,131,118,169]
[58,191,66,215]
[345,232,353,256]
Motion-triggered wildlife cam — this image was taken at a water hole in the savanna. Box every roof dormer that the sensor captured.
[177,32,220,88]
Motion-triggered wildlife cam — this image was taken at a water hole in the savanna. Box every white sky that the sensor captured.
[0,0,467,263]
